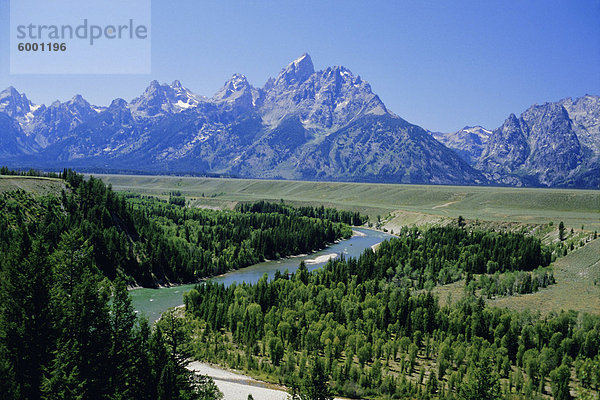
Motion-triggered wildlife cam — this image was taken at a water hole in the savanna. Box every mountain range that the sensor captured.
[1,54,598,188]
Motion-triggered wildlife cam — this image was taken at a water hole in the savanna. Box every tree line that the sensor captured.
[1,170,354,286]
[0,166,61,178]
[236,200,367,226]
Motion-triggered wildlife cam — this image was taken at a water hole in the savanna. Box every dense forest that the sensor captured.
[1,169,353,286]
[0,217,222,399]
[1,168,598,399]
[184,227,600,399]
[235,200,367,226]
[127,195,353,283]
[0,169,361,399]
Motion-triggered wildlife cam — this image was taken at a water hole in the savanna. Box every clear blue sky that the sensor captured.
[1,0,598,132]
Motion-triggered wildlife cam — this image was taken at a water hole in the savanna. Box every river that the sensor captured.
[130,227,393,323]
[129,227,393,400]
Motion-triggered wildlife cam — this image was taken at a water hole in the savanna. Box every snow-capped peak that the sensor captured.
[129,80,202,117]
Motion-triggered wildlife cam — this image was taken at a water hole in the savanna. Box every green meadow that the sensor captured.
[95,174,600,231]
[0,175,65,196]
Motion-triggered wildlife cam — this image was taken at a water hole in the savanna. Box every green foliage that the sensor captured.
[268,336,285,366]
[185,227,598,399]
[0,166,60,178]
[0,235,53,400]
[550,364,572,400]
[475,266,555,298]
[458,358,501,400]
[0,228,222,399]
[236,200,367,226]
[131,196,352,281]
[300,358,333,400]
[169,192,186,207]
[0,171,356,286]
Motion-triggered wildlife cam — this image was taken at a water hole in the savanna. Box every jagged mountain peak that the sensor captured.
[261,55,389,129]
[219,73,251,92]
[129,80,202,117]
[68,94,91,107]
[475,98,595,187]
[212,73,261,110]
[1,86,20,97]
[110,98,128,108]
[0,86,33,119]
[139,80,198,97]
[431,125,492,165]
[558,95,600,155]
[274,53,315,86]
[461,125,491,132]
[1,57,597,188]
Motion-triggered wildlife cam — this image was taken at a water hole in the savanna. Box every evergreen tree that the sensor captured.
[559,221,565,241]
[301,358,332,400]
[109,276,139,399]
[0,237,53,400]
[427,370,439,394]
[158,360,177,400]
[459,359,501,400]
[43,231,112,399]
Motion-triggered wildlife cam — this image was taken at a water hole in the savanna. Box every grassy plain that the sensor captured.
[95,174,600,231]
[490,238,600,315]
[0,175,65,196]
[96,174,599,316]
[5,174,597,315]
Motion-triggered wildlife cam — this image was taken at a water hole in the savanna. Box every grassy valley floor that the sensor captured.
[95,174,600,231]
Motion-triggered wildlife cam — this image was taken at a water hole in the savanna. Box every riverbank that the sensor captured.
[189,362,288,400]
[188,361,351,400]
[130,228,395,323]
[305,253,338,264]
[129,232,361,291]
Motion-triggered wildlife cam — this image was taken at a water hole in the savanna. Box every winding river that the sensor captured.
[130,227,393,323]
[129,227,393,399]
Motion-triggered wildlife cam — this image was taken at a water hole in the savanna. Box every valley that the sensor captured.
[1,3,598,399]
[1,171,599,399]
[96,174,600,231]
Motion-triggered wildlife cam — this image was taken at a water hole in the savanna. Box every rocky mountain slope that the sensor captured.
[431,126,492,165]
[0,54,597,188]
[434,95,599,188]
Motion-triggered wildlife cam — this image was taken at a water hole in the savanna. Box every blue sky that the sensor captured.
[0,0,598,132]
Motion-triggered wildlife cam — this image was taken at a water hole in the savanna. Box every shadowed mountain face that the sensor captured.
[432,96,599,188]
[0,54,597,187]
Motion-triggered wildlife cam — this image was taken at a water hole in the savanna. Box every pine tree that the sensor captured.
[0,237,53,400]
[43,231,112,399]
[158,360,177,400]
[459,358,501,400]
[427,370,439,394]
[559,222,565,241]
[109,276,139,398]
[301,358,333,400]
